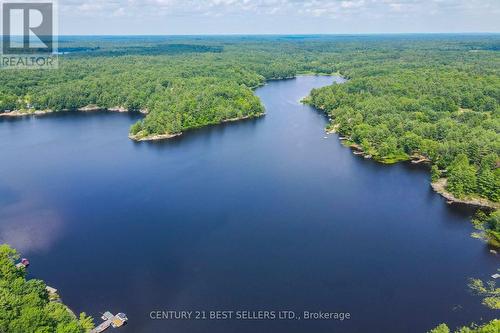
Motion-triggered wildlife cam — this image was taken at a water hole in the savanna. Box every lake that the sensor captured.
[0,76,497,332]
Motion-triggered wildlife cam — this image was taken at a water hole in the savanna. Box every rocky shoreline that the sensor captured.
[431,178,499,210]
[0,109,54,117]
[221,113,263,123]
[322,121,497,211]
[128,132,183,142]
[1,107,264,142]
[129,112,265,142]
[0,106,148,118]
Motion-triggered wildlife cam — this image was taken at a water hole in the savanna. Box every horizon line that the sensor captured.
[55,32,500,37]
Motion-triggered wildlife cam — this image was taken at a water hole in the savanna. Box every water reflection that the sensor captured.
[0,198,63,253]
[0,76,497,333]
[135,117,265,150]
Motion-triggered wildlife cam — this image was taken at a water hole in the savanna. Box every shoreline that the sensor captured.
[342,133,497,210]
[431,179,499,210]
[1,106,264,143]
[314,105,498,211]
[0,106,148,118]
[2,73,331,140]
[129,113,265,142]
[221,114,262,123]
[345,135,497,209]
[129,132,183,142]
[5,79,494,211]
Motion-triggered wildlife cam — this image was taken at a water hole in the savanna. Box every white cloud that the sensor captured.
[59,0,500,17]
[57,0,500,33]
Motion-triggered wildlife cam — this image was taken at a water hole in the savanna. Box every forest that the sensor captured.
[0,35,498,209]
[0,34,499,333]
[0,35,498,225]
[302,35,499,244]
[0,245,94,332]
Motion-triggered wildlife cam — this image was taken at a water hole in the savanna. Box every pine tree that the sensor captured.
[447,154,477,198]
[431,165,440,182]
[477,167,495,200]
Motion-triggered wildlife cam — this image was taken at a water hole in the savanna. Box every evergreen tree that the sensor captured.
[0,245,94,333]
[477,166,499,201]
[447,154,477,198]
[431,165,441,182]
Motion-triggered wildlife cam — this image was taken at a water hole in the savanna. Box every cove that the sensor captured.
[0,76,497,333]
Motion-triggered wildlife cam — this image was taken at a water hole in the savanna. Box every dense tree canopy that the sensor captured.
[305,36,499,205]
[0,34,498,200]
[0,245,93,332]
[0,34,499,333]
[429,320,500,333]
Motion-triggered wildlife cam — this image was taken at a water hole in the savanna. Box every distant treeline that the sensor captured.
[60,44,224,56]
[0,34,499,333]
[0,35,498,208]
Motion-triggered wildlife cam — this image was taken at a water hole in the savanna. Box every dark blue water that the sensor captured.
[0,76,497,333]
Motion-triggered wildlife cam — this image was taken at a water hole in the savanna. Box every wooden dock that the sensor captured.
[13,257,127,332]
[91,312,128,333]
[410,154,431,164]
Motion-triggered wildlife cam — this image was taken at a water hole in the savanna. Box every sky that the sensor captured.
[58,0,500,35]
